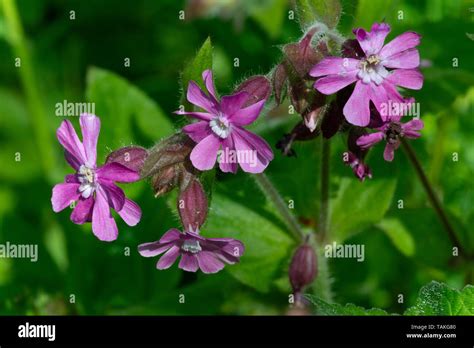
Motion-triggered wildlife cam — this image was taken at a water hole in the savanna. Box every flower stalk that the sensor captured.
[319,137,331,239]
[401,139,468,258]
[253,173,305,241]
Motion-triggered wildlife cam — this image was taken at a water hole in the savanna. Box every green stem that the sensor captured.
[401,139,467,258]
[253,173,304,241]
[2,0,55,179]
[319,137,330,239]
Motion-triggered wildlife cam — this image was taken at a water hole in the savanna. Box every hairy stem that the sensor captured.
[319,137,331,239]
[401,139,467,258]
[253,173,304,241]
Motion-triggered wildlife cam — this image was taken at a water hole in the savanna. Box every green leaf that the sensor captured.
[377,218,416,257]
[329,178,397,242]
[405,281,474,315]
[86,67,173,159]
[295,0,342,30]
[180,37,213,108]
[353,0,396,29]
[305,294,391,315]
[205,189,294,293]
[250,0,287,38]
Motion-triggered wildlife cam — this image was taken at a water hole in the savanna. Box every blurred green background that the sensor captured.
[0,0,473,315]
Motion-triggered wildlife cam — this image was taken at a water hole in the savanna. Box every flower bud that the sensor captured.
[178,178,208,231]
[105,145,148,173]
[234,75,271,108]
[140,133,194,179]
[282,27,325,78]
[289,243,318,293]
[272,63,288,105]
[151,165,179,197]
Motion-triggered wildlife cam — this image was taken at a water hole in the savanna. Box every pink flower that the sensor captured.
[176,70,274,173]
[310,23,423,126]
[138,228,244,274]
[356,117,424,162]
[51,114,142,241]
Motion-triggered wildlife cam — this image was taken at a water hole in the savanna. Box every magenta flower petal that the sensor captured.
[219,136,238,173]
[356,132,384,149]
[138,242,173,257]
[202,69,218,102]
[174,110,213,121]
[64,150,83,170]
[57,120,87,168]
[383,48,420,69]
[343,81,371,126]
[91,187,118,241]
[96,162,140,183]
[309,57,359,77]
[117,198,142,226]
[386,69,423,90]
[384,143,399,162]
[51,183,80,212]
[159,228,182,243]
[197,251,225,274]
[179,254,199,272]
[380,32,421,60]
[368,83,390,118]
[353,22,390,56]
[314,72,359,95]
[402,119,424,138]
[100,180,125,211]
[189,134,221,171]
[182,121,212,143]
[79,113,100,167]
[232,127,273,173]
[137,229,181,257]
[221,91,249,117]
[228,99,266,126]
[187,81,218,113]
[71,197,94,224]
[156,246,180,270]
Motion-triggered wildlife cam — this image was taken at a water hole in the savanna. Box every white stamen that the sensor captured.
[181,239,202,254]
[77,165,96,198]
[209,114,231,139]
[358,54,387,85]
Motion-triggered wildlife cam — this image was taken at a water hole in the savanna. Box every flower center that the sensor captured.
[357,54,388,85]
[385,122,403,144]
[77,165,96,199]
[181,239,202,254]
[209,114,231,139]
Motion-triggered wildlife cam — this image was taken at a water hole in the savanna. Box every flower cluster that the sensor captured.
[306,22,424,179]
[51,69,272,274]
[51,21,426,283]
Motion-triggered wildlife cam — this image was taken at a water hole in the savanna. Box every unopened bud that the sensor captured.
[178,178,208,231]
[283,28,325,78]
[152,165,179,197]
[234,75,271,108]
[289,243,317,293]
[140,133,194,178]
[272,63,288,105]
[105,145,148,173]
